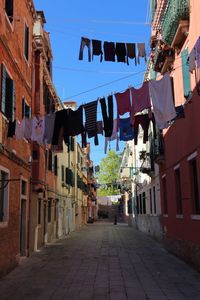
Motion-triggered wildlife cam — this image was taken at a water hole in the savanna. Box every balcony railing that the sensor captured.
[161,0,189,46]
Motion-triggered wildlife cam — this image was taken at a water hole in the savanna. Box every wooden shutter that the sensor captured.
[1,64,6,114]
[12,81,16,121]
[6,77,13,120]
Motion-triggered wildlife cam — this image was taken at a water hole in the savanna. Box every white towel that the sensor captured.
[149,73,176,129]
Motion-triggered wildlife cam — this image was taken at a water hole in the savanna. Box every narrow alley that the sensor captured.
[0,222,200,300]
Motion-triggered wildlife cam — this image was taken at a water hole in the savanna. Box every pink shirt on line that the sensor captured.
[130,81,151,124]
[115,88,131,127]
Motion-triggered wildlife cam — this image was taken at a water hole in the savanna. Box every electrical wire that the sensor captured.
[64,69,147,100]
[49,18,151,26]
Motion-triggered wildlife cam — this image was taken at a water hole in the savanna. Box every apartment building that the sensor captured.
[150,0,200,269]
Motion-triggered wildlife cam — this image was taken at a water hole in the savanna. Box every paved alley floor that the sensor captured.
[0,222,200,300]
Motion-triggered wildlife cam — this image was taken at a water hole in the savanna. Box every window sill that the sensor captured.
[176,214,184,219]
[191,215,200,220]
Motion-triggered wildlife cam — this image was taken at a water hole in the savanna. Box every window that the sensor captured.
[153,186,156,214]
[21,180,27,196]
[48,199,51,223]
[149,188,153,214]
[136,196,139,214]
[48,151,53,171]
[181,48,191,99]
[38,200,41,225]
[142,192,146,214]
[174,168,182,214]
[5,0,13,23]
[0,169,9,222]
[54,201,57,221]
[32,150,38,160]
[1,64,16,121]
[139,194,142,214]
[54,155,58,176]
[24,23,29,61]
[162,177,168,214]
[190,159,200,214]
[22,98,31,118]
[61,165,65,182]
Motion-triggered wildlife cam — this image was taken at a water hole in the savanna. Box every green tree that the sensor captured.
[97,150,121,196]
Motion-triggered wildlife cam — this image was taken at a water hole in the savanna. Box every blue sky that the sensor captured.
[34,0,151,166]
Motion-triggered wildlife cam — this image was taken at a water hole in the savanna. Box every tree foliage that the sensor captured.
[97,150,121,196]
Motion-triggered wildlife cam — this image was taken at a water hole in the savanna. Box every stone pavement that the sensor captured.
[0,222,200,300]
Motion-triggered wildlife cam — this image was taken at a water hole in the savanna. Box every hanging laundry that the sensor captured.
[137,43,147,64]
[97,120,104,135]
[100,95,113,137]
[15,120,25,140]
[31,116,45,145]
[7,120,16,138]
[149,73,176,129]
[79,37,91,62]
[126,43,137,65]
[103,41,115,62]
[23,117,32,140]
[134,114,150,145]
[115,88,131,128]
[115,43,126,63]
[105,119,119,154]
[43,113,56,144]
[51,126,64,152]
[81,130,87,148]
[189,47,196,73]
[84,100,98,138]
[195,37,200,68]
[172,105,185,121]
[92,39,103,62]
[130,81,151,124]
[119,117,134,141]
[52,110,69,146]
[68,105,85,137]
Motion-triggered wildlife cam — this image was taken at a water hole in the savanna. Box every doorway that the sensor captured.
[20,199,27,256]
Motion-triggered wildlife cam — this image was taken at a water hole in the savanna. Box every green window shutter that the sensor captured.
[1,64,6,114]
[181,48,191,98]
[6,77,13,120]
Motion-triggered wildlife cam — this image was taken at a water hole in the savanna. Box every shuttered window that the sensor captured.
[24,23,29,61]
[5,0,14,23]
[181,48,191,99]
[22,98,31,118]
[1,64,16,121]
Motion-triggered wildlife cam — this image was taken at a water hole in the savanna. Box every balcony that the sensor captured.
[161,0,189,46]
[154,132,165,165]
[152,43,175,73]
